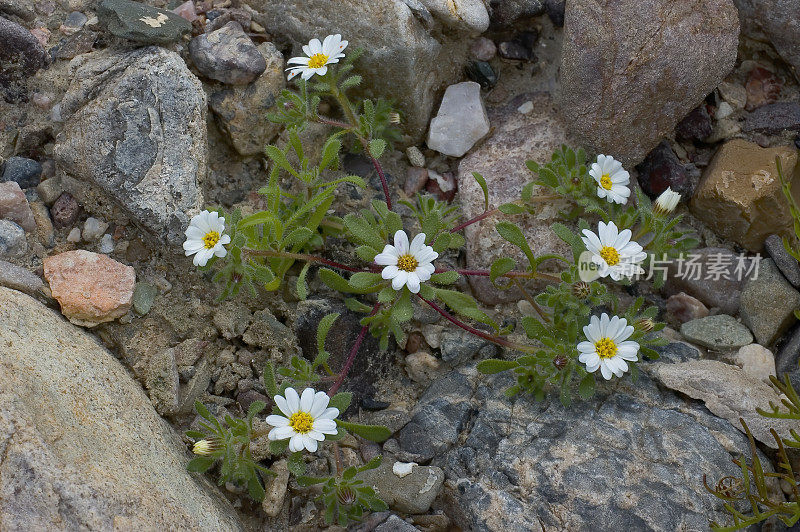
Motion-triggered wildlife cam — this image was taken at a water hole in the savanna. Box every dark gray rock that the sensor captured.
[743,102,800,134]
[680,314,754,350]
[664,247,745,314]
[765,234,800,287]
[560,0,738,163]
[636,140,692,198]
[675,105,713,141]
[440,328,497,363]
[53,47,206,245]
[358,460,444,514]
[740,258,800,346]
[497,30,538,61]
[0,220,26,258]
[98,0,190,44]
[544,0,564,26]
[776,324,800,389]
[431,367,766,531]
[132,282,157,315]
[2,156,42,189]
[0,16,47,102]
[651,341,702,364]
[189,22,266,85]
[487,0,544,27]
[374,515,417,532]
[735,0,800,82]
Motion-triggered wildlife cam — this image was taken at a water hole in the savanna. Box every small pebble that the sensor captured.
[0,220,27,258]
[99,233,114,253]
[392,461,416,478]
[50,192,80,228]
[36,177,63,205]
[60,11,87,34]
[2,156,42,189]
[82,216,109,241]
[406,146,426,167]
[67,227,81,242]
[716,101,734,119]
[469,37,496,61]
[132,281,158,315]
[517,101,534,114]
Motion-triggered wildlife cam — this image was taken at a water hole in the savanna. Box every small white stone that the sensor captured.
[392,461,417,478]
[406,146,426,167]
[517,101,534,114]
[716,101,734,120]
[726,344,776,384]
[99,233,114,254]
[67,227,81,242]
[427,82,490,158]
[83,217,109,241]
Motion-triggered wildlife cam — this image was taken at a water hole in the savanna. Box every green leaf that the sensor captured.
[336,420,392,442]
[490,257,515,285]
[520,316,548,340]
[194,401,213,421]
[355,245,379,262]
[186,456,215,473]
[344,214,385,250]
[296,262,310,300]
[287,451,306,476]
[265,145,298,177]
[472,172,489,211]
[269,439,289,455]
[247,400,267,420]
[359,455,383,472]
[263,362,278,397]
[283,227,314,248]
[329,392,353,412]
[393,290,413,323]
[317,313,340,353]
[578,373,595,399]
[477,359,518,374]
[239,210,281,230]
[248,474,266,501]
[538,167,559,188]
[378,286,396,303]
[551,222,584,262]
[498,203,526,214]
[318,268,352,292]
[319,136,342,171]
[368,138,387,158]
[430,271,459,285]
[348,272,384,290]
[346,298,373,313]
[495,221,535,268]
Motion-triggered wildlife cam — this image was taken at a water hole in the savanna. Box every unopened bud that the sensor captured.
[654,187,680,216]
[389,112,401,124]
[336,485,358,506]
[572,281,591,299]
[192,439,220,455]
[635,318,655,333]
[553,355,568,370]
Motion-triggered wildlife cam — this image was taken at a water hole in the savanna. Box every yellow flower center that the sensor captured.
[202,231,220,249]
[599,246,620,266]
[289,411,314,434]
[595,337,618,359]
[600,173,613,190]
[397,254,419,272]
[308,53,329,69]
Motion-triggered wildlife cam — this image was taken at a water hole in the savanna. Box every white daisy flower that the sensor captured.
[577,313,640,380]
[266,387,340,453]
[654,186,681,215]
[183,210,231,267]
[286,34,348,81]
[374,230,438,294]
[581,221,646,281]
[589,154,630,205]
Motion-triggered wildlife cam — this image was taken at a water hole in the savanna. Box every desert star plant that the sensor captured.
[578,313,640,380]
[286,34,348,80]
[581,220,646,281]
[374,230,437,294]
[266,387,340,452]
[590,154,630,204]
[183,210,231,266]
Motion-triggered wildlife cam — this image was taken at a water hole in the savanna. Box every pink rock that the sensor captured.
[43,250,135,327]
[470,37,496,62]
[666,292,709,323]
[29,27,50,47]
[173,0,198,22]
[404,167,428,196]
[0,182,36,232]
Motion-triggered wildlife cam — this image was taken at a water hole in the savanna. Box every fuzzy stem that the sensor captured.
[512,278,550,322]
[328,301,381,396]
[418,295,535,354]
[243,248,373,273]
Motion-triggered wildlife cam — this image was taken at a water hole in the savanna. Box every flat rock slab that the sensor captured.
[98,0,190,44]
[43,250,135,327]
[54,47,206,245]
[680,314,753,350]
[740,258,800,346]
[0,286,242,530]
[653,359,797,449]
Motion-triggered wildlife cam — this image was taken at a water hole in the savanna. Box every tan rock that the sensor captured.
[405,351,441,383]
[690,139,800,251]
[723,344,776,384]
[0,181,35,232]
[0,287,242,530]
[43,250,135,327]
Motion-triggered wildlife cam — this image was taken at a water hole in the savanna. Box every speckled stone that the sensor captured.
[680,314,753,350]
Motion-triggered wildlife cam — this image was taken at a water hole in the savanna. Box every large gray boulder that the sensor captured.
[399,364,767,531]
[54,47,207,245]
[734,0,800,80]
[240,0,468,138]
[560,0,739,164]
[0,287,242,530]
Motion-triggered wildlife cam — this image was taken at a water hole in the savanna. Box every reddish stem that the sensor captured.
[418,295,520,350]
[368,153,393,211]
[328,302,382,396]
[450,208,498,233]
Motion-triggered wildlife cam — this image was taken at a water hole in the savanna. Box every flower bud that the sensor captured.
[654,187,680,216]
[572,281,591,299]
[389,112,401,124]
[635,318,655,333]
[336,485,358,506]
[192,439,219,456]
[553,355,568,370]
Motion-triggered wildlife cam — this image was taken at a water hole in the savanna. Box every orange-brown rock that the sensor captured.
[690,139,800,251]
[43,250,135,327]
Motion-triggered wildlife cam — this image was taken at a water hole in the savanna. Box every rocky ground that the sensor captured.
[2,0,800,530]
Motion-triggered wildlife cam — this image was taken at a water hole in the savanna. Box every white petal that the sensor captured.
[392,271,408,291]
[309,392,330,417]
[577,341,595,353]
[416,267,432,282]
[313,419,338,433]
[315,65,328,76]
[302,435,318,452]
[306,429,326,441]
[265,415,289,427]
[287,56,311,65]
[288,435,304,452]
[308,38,322,55]
[319,407,340,420]
[381,265,400,280]
[375,250,399,266]
[409,232,427,253]
[600,362,613,380]
[300,387,315,413]
[394,230,409,253]
[406,273,421,294]
[269,425,295,440]
[285,388,300,414]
